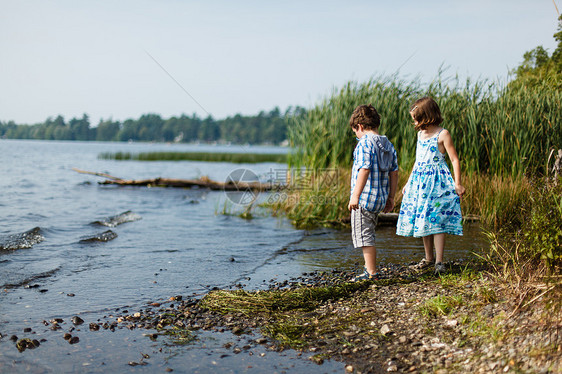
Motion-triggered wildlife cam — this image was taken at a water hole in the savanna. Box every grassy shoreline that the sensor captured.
[98,151,288,163]
[198,262,562,372]
[258,72,562,371]
[109,261,560,373]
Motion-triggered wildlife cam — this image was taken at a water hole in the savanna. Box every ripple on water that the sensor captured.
[0,227,45,251]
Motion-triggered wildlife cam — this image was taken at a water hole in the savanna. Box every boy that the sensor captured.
[348,104,398,281]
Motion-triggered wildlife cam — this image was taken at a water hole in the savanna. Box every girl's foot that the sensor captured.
[411,258,435,270]
[434,262,446,274]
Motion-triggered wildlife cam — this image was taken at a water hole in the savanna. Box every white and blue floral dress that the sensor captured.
[396,129,463,237]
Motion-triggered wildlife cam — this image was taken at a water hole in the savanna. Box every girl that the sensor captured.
[396,97,465,274]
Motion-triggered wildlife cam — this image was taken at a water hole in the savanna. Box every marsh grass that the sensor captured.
[200,278,415,316]
[483,178,562,272]
[267,168,351,228]
[437,267,479,289]
[163,328,197,346]
[200,282,373,315]
[268,165,530,230]
[464,313,507,343]
[463,174,532,229]
[261,318,312,349]
[98,151,287,164]
[216,200,257,220]
[419,295,464,317]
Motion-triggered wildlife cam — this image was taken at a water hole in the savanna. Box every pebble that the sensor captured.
[380,324,391,336]
[445,319,458,327]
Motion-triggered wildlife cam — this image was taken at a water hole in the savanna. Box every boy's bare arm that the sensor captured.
[348,169,370,211]
[383,170,399,213]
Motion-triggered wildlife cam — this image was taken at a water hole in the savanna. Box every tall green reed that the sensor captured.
[289,73,562,178]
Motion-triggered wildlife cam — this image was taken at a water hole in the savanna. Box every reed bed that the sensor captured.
[98,151,287,164]
[289,74,561,177]
[276,73,562,230]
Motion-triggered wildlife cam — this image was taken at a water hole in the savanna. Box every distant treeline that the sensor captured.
[0,106,306,145]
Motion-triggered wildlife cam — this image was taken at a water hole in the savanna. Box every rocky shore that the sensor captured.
[85,261,561,373]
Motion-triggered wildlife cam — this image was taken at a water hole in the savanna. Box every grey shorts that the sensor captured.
[351,206,379,248]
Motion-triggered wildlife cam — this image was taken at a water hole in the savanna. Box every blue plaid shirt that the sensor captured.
[351,133,398,212]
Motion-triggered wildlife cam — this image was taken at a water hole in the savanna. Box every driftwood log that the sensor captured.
[72,168,279,191]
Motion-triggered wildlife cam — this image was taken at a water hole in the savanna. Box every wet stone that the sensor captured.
[89,323,100,331]
[16,338,37,352]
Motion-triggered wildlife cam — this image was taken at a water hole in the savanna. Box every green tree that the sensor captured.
[513,15,562,88]
[96,119,121,141]
[69,114,91,141]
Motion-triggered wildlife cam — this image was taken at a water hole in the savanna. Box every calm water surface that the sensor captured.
[0,140,486,373]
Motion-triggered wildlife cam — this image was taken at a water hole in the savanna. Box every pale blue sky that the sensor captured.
[1,1,559,125]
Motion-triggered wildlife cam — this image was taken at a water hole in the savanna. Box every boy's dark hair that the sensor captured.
[410,96,443,131]
[349,104,380,130]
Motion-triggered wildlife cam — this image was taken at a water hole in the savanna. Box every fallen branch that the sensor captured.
[73,168,279,191]
[72,168,125,181]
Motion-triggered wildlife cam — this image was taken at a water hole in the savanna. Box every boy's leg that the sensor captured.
[351,207,378,278]
[433,233,445,263]
[422,235,435,262]
[362,246,377,275]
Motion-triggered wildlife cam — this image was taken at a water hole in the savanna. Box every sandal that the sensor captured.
[434,262,447,274]
[410,258,435,270]
[352,268,380,282]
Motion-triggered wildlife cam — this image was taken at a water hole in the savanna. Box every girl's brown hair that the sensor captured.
[410,97,443,131]
[349,104,380,130]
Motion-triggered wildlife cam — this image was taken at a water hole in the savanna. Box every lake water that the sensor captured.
[0,139,486,373]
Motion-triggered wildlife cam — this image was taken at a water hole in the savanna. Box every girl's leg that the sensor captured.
[422,235,435,262]
[434,233,445,263]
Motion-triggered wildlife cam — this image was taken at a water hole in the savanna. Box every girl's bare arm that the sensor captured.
[441,130,466,198]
